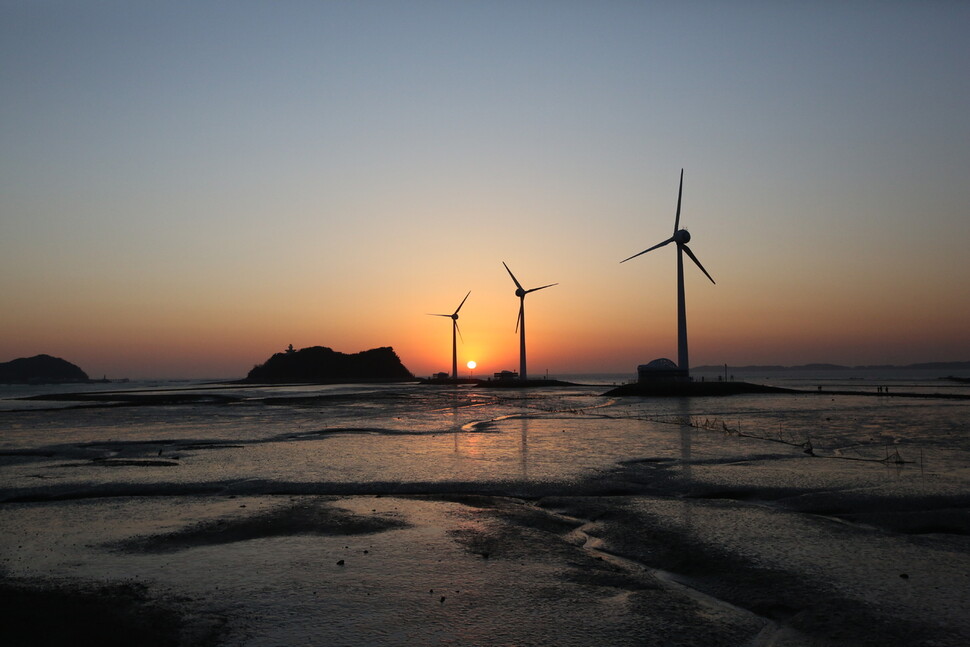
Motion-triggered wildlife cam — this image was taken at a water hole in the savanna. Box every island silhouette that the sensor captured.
[0,354,89,384]
[244,346,413,384]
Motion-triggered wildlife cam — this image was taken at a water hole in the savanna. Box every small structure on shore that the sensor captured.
[637,358,688,383]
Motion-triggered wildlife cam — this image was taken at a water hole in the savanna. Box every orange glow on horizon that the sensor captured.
[2,245,967,379]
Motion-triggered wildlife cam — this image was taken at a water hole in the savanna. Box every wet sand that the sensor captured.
[2,383,969,645]
[0,577,225,647]
[2,470,968,646]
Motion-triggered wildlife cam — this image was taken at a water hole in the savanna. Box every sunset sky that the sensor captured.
[2,1,968,379]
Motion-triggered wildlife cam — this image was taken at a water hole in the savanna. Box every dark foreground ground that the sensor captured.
[2,482,968,646]
[0,577,225,647]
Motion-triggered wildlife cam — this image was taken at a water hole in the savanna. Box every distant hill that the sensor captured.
[694,362,970,372]
[245,346,414,383]
[0,354,89,384]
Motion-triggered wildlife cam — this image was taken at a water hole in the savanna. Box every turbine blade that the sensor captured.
[674,168,684,233]
[428,313,451,317]
[526,282,558,294]
[453,290,471,315]
[620,237,674,263]
[515,300,523,333]
[454,320,464,343]
[682,244,716,284]
[503,261,524,291]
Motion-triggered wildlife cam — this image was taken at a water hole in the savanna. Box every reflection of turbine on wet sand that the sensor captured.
[678,398,694,531]
[451,391,460,453]
[678,399,693,481]
[519,416,530,480]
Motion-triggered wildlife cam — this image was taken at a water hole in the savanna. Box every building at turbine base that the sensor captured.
[637,358,689,383]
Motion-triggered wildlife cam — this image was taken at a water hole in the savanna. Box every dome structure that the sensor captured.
[637,357,688,383]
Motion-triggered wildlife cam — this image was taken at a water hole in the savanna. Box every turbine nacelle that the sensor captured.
[674,229,691,244]
[514,288,526,298]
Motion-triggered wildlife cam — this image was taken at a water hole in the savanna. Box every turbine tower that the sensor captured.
[503,262,557,382]
[621,169,715,377]
[429,291,470,380]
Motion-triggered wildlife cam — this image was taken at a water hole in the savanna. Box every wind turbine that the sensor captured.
[503,262,557,382]
[621,169,715,377]
[429,291,470,380]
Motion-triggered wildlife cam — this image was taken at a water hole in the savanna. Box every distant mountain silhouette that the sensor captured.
[694,361,970,372]
[245,346,413,383]
[0,354,89,384]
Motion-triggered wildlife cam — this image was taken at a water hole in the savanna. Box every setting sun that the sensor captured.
[466,360,477,370]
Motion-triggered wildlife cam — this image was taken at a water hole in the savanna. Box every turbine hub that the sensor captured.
[515,288,526,298]
[451,313,459,320]
[675,229,691,244]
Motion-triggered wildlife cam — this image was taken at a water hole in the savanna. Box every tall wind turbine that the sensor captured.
[429,291,470,380]
[503,262,557,382]
[621,169,715,377]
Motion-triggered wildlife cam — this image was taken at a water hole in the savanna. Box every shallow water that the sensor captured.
[1,378,969,645]
[3,382,968,492]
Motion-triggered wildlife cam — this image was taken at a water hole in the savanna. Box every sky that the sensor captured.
[2,1,968,379]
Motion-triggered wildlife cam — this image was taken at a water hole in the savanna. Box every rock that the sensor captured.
[245,346,413,383]
[0,354,89,384]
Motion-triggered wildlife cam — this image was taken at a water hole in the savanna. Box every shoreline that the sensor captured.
[13,379,970,408]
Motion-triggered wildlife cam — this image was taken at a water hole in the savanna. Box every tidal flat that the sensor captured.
[1,379,968,646]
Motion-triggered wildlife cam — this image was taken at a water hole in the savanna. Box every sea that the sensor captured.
[1,368,969,646]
